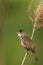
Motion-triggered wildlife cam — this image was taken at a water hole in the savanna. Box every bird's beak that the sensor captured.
[16,32,18,34]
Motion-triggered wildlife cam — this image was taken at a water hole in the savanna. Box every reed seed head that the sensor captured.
[33,2,43,29]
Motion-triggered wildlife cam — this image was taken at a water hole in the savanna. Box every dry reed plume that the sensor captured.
[28,1,43,39]
[33,2,43,29]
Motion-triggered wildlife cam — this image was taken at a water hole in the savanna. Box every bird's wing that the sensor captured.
[22,35,35,51]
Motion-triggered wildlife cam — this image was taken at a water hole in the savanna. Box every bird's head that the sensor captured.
[16,29,26,39]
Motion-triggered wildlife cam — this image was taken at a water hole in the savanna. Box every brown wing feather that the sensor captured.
[22,35,35,52]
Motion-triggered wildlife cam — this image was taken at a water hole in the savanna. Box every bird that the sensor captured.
[16,29,38,61]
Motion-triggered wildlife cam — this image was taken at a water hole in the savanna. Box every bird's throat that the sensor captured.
[18,34,22,39]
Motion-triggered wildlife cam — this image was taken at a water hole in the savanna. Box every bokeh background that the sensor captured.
[0,0,43,65]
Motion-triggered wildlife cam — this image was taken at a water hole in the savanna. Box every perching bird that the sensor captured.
[16,29,38,61]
